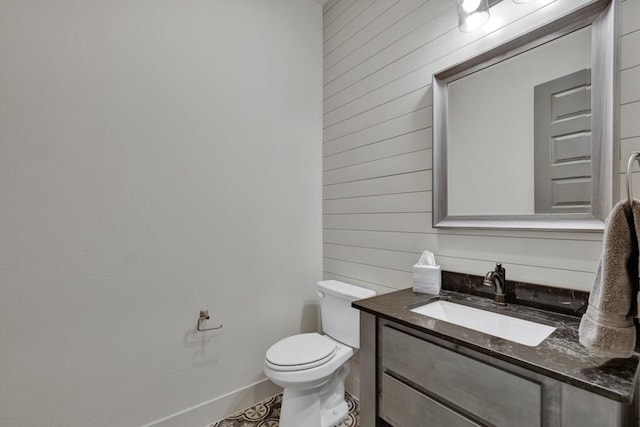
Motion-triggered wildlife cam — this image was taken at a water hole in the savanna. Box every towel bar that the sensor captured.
[626,152,640,205]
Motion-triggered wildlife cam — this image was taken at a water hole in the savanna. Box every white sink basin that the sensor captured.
[410,300,556,347]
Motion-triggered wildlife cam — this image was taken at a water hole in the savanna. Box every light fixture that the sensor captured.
[513,0,532,3]
[457,0,490,32]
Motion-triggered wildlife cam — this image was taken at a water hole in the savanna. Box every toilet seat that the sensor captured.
[265,333,338,371]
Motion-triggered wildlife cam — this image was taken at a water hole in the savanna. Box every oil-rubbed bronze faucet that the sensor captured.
[483,263,513,306]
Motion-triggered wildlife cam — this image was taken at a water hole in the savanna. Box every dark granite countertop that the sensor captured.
[353,288,640,404]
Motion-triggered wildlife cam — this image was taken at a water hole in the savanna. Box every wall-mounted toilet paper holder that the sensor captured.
[197,310,223,332]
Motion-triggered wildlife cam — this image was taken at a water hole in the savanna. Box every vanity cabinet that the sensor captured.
[380,325,540,427]
[358,309,638,427]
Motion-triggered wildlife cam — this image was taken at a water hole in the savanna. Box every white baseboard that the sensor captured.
[142,379,282,427]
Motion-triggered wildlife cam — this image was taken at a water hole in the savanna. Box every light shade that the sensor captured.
[457,0,490,32]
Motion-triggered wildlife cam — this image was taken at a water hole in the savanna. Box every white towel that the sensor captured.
[578,200,640,358]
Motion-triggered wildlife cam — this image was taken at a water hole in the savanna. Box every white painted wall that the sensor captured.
[0,1,322,426]
[323,0,640,397]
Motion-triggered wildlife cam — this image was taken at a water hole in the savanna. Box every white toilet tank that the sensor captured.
[317,280,376,349]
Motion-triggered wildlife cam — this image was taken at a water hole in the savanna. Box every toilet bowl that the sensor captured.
[263,280,376,427]
[265,333,353,427]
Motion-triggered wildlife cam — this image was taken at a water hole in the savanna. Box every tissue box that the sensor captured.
[413,265,441,294]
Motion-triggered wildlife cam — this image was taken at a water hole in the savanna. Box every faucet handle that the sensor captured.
[483,270,495,287]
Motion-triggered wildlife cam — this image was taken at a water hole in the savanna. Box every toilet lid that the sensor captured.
[265,333,337,371]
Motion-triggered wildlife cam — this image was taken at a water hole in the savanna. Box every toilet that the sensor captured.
[264,280,376,427]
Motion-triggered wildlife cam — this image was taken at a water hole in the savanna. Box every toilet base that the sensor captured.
[320,362,349,427]
[278,361,350,427]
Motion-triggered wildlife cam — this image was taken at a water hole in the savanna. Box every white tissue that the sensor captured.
[417,250,436,267]
[413,250,441,295]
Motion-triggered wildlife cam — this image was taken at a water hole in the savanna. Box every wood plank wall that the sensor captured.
[322,0,640,296]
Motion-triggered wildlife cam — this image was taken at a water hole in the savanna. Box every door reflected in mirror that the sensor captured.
[447,26,591,216]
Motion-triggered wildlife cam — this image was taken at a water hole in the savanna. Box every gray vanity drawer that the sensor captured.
[381,373,482,427]
[381,325,542,427]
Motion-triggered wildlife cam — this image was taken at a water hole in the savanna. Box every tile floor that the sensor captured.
[208,393,359,427]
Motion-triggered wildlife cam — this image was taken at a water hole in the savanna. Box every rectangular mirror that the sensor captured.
[433,0,618,231]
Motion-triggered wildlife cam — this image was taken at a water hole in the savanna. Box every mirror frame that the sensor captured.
[432,0,618,231]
